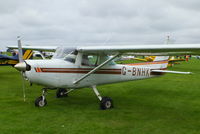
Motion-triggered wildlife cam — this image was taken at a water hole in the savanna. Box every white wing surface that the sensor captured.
[77,44,200,55]
[7,44,200,55]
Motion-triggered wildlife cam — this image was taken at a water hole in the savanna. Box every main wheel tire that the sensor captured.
[100,97,113,110]
[35,96,47,107]
[56,88,68,98]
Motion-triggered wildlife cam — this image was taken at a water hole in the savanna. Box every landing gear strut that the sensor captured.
[92,85,113,110]
[35,88,74,107]
[35,88,47,107]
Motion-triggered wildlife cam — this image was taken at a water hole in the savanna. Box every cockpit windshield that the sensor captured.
[52,46,116,65]
[52,47,76,60]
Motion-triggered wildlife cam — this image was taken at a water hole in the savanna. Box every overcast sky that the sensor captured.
[0,0,200,50]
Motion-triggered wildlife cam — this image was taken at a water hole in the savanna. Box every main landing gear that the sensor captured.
[56,88,68,98]
[35,88,71,107]
[35,86,113,110]
[92,85,113,110]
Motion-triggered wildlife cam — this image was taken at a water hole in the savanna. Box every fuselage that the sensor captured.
[25,59,168,89]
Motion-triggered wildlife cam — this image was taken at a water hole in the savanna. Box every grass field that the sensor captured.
[1,59,200,134]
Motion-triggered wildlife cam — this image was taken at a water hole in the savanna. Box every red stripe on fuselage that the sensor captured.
[34,68,121,74]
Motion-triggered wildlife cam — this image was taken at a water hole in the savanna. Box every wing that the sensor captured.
[7,46,57,51]
[7,44,200,55]
[77,44,200,55]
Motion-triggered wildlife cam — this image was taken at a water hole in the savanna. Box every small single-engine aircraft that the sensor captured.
[0,50,33,66]
[9,37,200,110]
[133,56,185,65]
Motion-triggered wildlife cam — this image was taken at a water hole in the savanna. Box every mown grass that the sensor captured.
[0,59,200,134]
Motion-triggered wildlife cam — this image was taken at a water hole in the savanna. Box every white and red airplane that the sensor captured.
[9,37,200,110]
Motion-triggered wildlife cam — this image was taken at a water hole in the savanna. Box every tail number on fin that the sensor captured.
[132,67,150,77]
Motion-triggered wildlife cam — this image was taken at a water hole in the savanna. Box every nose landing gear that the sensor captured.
[35,88,47,107]
[35,88,74,107]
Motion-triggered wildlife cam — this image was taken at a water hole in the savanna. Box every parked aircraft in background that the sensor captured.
[0,50,33,66]
[133,56,185,66]
[9,37,200,110]
[33,51,54,59]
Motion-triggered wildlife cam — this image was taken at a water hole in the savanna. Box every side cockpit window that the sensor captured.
[81,54,116,66]
[82,54,98,66]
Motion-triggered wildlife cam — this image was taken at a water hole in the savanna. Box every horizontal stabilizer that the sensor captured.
[151,70,192,74]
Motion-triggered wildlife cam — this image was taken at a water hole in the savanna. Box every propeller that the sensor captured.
[15,36,30,102]
[17,36,23,63]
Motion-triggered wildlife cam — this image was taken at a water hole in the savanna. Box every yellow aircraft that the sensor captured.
[133,56,185,66]
[0,50,33,66]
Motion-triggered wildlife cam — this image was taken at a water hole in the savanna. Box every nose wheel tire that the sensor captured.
[35,96,47,107]
[56,88,68,98]
[100,97,113,110]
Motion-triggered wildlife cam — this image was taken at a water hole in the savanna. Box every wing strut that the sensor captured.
[73,53,119,84]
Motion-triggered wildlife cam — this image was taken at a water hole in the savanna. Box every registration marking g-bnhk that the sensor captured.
[122,67,150,77]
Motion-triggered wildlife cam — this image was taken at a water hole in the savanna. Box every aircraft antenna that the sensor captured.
[166,35,170,44]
